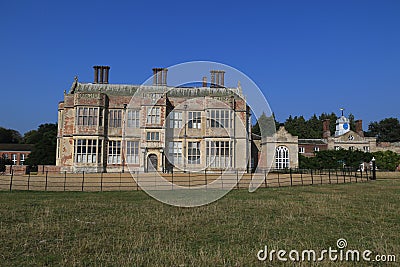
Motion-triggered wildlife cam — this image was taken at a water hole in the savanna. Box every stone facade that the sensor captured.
[256,126,299,170]
[57,66,251,173]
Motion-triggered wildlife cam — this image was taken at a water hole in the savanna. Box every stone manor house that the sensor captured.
[56,66,400,173]
[57,66,251,173]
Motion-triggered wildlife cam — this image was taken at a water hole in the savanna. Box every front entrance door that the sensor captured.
[147,154,158,172]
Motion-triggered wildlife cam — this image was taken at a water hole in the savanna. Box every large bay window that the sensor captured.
[206,141,232,168]
[75,139,102,163]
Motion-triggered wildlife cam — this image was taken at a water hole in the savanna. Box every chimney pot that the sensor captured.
[93,65,110,84]
[152,68,168,86]
[323,119,331,138]
[210,70,225,88]
[202,76,207,87]
[355,120,364,137]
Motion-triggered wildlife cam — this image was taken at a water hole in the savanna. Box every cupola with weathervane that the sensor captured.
[335,108,351,137]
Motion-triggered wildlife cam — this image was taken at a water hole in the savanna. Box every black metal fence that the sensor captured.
[0,168,380,192]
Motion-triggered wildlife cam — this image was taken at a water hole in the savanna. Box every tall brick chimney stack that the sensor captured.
[202,76,207,87]
[323,119,331,138]
[210,70,225,88]
[152,68,168,86]
[355,120,364,137]
[93,66,110,84]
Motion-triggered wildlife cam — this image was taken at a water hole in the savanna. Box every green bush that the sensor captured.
[372,150,400,171]
[299,149,373,170]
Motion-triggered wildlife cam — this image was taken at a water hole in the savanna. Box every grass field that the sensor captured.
[0,178,399,266]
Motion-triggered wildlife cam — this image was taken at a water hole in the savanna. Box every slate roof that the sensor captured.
[69,82,241,97]
[298,139,327,145]
[0,144,34,152]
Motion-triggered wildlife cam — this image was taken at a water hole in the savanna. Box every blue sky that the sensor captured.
[0,0,399,134]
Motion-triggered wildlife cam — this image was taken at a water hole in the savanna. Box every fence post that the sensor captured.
[9,169,13,191]
[64,171,67,191]
[222,171,224,189]
[28,171,31,191]
[205,169,208,190]
[154,171,156,190]
[343,169,346,183]
[264,170,267,188]
[311,169,314,185]
[277,171,280,187]
[320,171,323,185]
[336,169,338,184]
[290,168,293,187]
[355,169,358,183]
[45,171,48,191]
[171,170,174,190]
[137,172,140,191]
[300,169,303,186]
[81,171,85,192]
[235,169,238,189]
[100,171,103,192]
[360,168,363,182]
[328,169,331,184]
[120,171,122,191]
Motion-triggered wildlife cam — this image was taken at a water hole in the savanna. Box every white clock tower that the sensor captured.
[335,108,351,137]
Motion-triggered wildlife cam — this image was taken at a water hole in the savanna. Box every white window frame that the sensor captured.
[76,107,99,126]
[275,146,289,169]
[206,141,232,168]
[109,109,122,128]
[168,141,183,165]
[75,139,100,163]
[127,110,140,128]
[126,141,139,164]
[147,107,160,124]
[188,111,201,129]
[20,154,26,165]
[169,111,182,128]
[314,147,320,152]
[108,140,121,164]
[208,109,231,128]
[188,142,201,164]
[146,132,160,141]
[299,147,305,154]
[12,154,17,165]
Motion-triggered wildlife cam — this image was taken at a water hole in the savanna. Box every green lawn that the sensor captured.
[0,179,399,266]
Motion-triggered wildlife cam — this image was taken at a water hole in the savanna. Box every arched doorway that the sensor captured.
[147,154,158,172]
